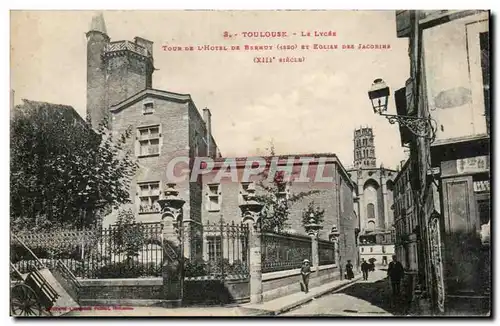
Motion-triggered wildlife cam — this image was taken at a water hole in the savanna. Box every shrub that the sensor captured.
[94,260,161,279]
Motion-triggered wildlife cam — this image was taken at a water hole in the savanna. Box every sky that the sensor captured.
[11,10,410,170]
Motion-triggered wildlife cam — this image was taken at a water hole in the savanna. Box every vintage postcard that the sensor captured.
[9,10,491,317]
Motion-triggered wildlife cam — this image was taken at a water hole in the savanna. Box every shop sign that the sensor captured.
[456,155,489,174]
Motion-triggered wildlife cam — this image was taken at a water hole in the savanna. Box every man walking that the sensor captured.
[361,259,370,281]
[387,255,404,297]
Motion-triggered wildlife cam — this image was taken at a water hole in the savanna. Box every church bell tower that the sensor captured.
[353,126,376,168]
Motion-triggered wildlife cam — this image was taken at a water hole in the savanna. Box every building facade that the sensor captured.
[86,14,220,226]
[393,158,421,276]
[85,13,359,271]
[199,154,359,271]
[395,10,490,314]
[347,127,397,266]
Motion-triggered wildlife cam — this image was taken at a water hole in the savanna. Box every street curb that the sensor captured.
[272,275,363,316]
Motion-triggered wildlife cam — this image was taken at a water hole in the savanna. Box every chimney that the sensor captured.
[203,108,212,157]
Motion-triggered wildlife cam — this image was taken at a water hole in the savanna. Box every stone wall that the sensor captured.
[262,264,339,302]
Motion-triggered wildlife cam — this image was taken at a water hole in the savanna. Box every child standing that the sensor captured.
[301,259,312,293]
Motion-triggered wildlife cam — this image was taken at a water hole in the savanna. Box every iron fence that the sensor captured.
[261,232,312,273]
[11,222,164,279]
[318,239,336,265]
[184,220,250,281]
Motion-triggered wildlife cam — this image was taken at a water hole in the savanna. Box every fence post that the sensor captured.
[239,187,264,304]
[247,220,263,304]
[309,232,319,276]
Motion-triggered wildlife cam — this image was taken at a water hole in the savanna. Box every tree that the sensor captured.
[10,100,137,232]
[255,140,321,233]
[112,208,145,261]
[301,201,325,230]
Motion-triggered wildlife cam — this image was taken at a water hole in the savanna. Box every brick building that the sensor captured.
[200,154,359,270]
[85,14,220,226]
[85,13,359,269]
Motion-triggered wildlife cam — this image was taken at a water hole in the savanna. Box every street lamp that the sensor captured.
[368,78,436,140]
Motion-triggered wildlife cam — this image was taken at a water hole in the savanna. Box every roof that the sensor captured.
[89,12,107,35]
[210,153,356,189]
[13,99,86,126]
[110,88,192,113]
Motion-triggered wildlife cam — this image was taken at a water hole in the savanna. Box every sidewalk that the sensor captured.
[242,274,362,315]
[61,275,361,317]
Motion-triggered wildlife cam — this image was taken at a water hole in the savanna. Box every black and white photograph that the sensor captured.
[9,9,491,317]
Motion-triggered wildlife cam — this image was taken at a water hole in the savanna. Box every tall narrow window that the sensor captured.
[138,181,160,214]
[367,203,375,220]
[207,236,222,261]
[239,182,253,204]
[207,183,221,212]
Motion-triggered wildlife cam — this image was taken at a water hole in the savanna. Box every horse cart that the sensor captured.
[10,233,81,316]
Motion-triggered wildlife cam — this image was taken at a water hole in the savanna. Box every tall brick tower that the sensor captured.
[353,126,376,168]
[86,13,155,129]
[86,13,109,129]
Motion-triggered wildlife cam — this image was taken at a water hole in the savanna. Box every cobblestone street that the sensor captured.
[283,270,408,316]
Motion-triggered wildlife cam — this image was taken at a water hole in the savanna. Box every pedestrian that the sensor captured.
[361,259,370,280]
[345,260,354,280]
[387,255,405,297]
[301,259,311,293]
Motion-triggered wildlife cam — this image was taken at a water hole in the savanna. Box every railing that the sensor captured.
[11,222,164,279]
[261,232,312,273]
[184,220,250,280]
[105,40,150,57]
[318,239,336,266]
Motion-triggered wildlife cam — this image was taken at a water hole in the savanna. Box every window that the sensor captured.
[193,131,200,157]
[363,139,367,146]
[367,203,375,220]
[207,236,222,262]
[382,246,386,253]
[143,101,154,115]
[207,183,221,212]
[239,182,253,204]
[370,149,374,157]
[276,182,290,201]
[137,125,160,157]
[361,247,364,253]
[370,247,373,253]
[138,181,160,214]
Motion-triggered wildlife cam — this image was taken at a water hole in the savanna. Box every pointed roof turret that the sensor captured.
[89,12,107,35]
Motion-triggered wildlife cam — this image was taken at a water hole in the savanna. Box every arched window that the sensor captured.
[370,149,374,156]
[367,203,375,220]
[363,139,367,146]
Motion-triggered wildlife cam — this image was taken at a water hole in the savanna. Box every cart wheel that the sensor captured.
[10,284,42,316]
